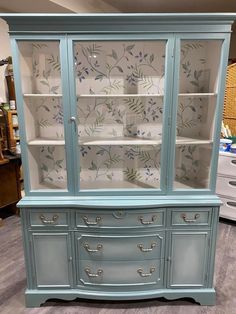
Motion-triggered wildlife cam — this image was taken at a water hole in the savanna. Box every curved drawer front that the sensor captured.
[29,209,69,228]
[76,209,164,229]
[170,208,212,227]
[218,155,236,176]
[216,176,236,198]
[77,233,164,261]
[78,259,162,286]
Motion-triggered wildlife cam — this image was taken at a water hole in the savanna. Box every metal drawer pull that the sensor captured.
[181,213,200,223]
[137,267,155,277]
[139,215,156,225]
[137,243,156,252]
[83,216,101,225]
[84,243,103,252]
[231,160,236,165]
[39,214,59,225]
[85,267,103,277]
[229,181,236,187]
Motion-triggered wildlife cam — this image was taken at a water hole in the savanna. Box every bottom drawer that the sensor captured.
[78,260,163,287]
[219,195,236,221]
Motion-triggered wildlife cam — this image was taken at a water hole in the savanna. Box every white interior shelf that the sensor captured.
[23,93,63,97]
[178,93,217,97]
[77,94,164,98]
[27,138,65,146]
[27,136,213,146]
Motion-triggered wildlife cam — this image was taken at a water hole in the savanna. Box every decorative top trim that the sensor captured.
[1,13,236,34]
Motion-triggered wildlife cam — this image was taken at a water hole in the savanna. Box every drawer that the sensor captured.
[77,233,164,261]
[217,154,236,176]
[216,175,236,198]
[76,209,164,229]
[170,208,212,227]
[78,259,163,287]
[219,195,236,221]
[29,209,69,228]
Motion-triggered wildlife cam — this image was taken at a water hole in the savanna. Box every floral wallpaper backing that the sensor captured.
[23,39,219,189]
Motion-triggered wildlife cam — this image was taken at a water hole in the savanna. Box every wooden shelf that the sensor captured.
[176,137,213,145]
[80,180,158,190]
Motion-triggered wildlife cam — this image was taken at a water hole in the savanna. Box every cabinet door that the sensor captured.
[171,37,226,191]
[69,37,173,193]
[31,232,72,288]
[168,231,210,288]
[14,39,72,194]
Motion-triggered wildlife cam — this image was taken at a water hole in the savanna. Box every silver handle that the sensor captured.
[137,243,156,252]
[85,267,103,277]
[139,215,156,225]
[231,160,236,165]
[83,216,101,226]
[70,116,77,132]
[84,243,103,252]
[228,181,236,187]
[137,267,155,277]
[181,213,200,223]
[39,214,59,225]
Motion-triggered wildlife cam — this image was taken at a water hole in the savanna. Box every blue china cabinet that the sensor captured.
[2,13,236,307]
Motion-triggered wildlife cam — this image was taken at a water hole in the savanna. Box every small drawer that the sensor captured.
[76,209,164,229]
[216,175,236,198]
[219,196,236,221]
[77,232,164,261]
[29,209,69,228]
[218,154,236,176]
[170,208,212,227]
[78,259,163,287]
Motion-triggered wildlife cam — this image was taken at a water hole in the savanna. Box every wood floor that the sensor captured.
[0,215,235,313]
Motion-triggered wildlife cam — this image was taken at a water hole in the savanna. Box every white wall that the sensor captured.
[0,18,11,103]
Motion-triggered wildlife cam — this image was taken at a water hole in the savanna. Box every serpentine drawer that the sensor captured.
[76,209,164,229]
[78,259,163,287]
[77,233,164,261]
[170,208,212,227]
[29,209,69,228]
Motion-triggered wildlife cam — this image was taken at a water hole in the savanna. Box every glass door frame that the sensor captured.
[11,35,75,196]
[67,33,175,196]
[168,33,231,195]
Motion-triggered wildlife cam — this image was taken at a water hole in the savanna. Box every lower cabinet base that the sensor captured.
[25,288,216,307]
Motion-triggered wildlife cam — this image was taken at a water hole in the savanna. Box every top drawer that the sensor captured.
[170,208,212,227]
[218,154,236,177]
[29,209,69,228]
[76,209,165,229]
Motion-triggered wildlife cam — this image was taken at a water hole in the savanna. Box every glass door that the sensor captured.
[17,40,68,191]
[72,40,168,190]
[173,39,223,190]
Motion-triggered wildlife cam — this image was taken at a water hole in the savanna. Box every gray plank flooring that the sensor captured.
[0,215,235,313]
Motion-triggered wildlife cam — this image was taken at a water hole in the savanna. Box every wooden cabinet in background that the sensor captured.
[7,109,19,150]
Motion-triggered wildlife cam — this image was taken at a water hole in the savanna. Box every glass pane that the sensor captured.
[17,41,67,191]
[174,40,222,190]
[80,144,161,189]
[28,145,67,190]
[18,41,62,94]
[73,40,166,190]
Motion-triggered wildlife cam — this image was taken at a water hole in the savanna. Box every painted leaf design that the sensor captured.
[123,168,142,181]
